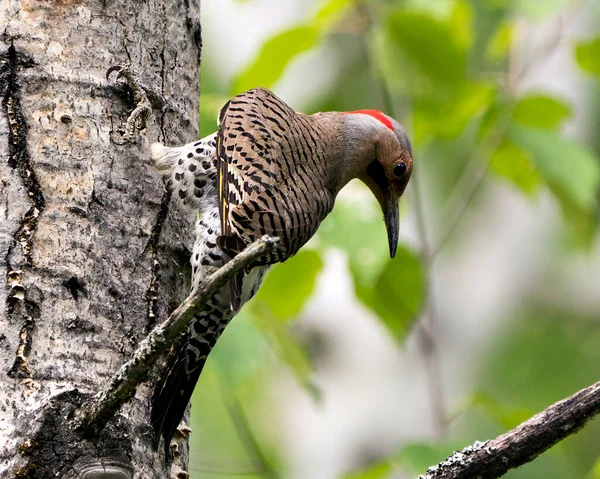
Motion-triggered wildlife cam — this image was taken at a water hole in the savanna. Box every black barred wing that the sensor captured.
[229,177,335,264]
[217,87,334,265]
[217,88,296,308]
[217,88,294,220]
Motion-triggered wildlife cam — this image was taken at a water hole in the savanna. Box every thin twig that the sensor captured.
[429,19,520,261]
[412,164,447,439]
[428,112,511,261]
[419,381,600,478]
[356,0,448,438]
[219,378,280,479]
[77,236,279,437]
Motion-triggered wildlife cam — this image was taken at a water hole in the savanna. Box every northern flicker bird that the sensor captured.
[150,87,413,453]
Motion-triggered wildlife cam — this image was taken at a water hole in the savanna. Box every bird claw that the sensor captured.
[107,64,153,143]
[106,64,127,81]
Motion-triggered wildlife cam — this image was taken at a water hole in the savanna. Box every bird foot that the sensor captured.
[107,64,152,143]
[174,424,192,439]
[202,266,220,277]
[170,465,190,479]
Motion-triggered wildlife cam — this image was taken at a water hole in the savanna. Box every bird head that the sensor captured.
[346,110,413,259]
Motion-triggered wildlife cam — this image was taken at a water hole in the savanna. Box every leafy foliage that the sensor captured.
[490,140,541,195]
[252,250,323,322]
[233,25,320,94]
[354,245,424,339]
[575,37,600,77]
[513,94,572,129]
[509,125,600,212]
[192,0,600,477]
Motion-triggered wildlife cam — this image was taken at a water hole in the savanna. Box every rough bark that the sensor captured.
[420,381,600,479]
[0,1,202,477]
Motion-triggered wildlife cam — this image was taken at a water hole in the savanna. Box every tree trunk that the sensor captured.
[0,1,201,477]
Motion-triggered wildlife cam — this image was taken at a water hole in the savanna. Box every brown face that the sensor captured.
[383,149,413,198]
[362,135,413,258]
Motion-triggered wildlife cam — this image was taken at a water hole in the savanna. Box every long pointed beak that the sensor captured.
[383,186,399,258]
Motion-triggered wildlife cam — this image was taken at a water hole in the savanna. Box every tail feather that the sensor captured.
[230,272,243,312]
[151,312,229,458]
[151,334,206,457]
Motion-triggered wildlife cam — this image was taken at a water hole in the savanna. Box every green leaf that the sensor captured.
[556,194,599,249]
[414,81,495,141]
[344,460,393,479]
[318,188,389,285]
[490,140,541,195]
[320,193,423,339]
[253,250,323,322]
[508,125,600,212]
[450,0,473,51]
[575,37,600,77]
[386,4,470,89]
[355,245,424,340]
[316,0,353,29]
[513,94,572,130]
[403,0,457,18]
[249,305,318,397]
[211,311,266,388]
[233,25,319,94]
[485,20,515,60]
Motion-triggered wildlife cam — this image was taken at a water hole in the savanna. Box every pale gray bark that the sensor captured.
[0,1,201,477]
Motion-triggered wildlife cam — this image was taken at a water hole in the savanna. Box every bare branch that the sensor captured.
[420,381,600,479]
[77,236,279,437]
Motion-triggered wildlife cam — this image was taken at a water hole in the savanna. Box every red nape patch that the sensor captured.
[346,109,394,131]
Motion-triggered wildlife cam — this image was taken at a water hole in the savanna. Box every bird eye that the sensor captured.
[393,162,407,178]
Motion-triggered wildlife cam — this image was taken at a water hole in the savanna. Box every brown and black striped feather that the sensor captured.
[217,88,335,277]
[217,98,245,310]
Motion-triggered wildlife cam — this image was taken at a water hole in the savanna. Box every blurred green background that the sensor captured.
[189,0,600,477]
